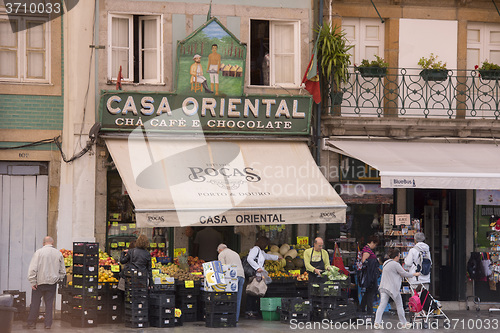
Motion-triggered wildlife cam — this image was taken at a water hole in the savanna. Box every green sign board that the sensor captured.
[99,91,312,135]
[339,155,380,183]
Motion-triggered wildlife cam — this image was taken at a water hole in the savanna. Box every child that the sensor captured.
[374,247,420,329]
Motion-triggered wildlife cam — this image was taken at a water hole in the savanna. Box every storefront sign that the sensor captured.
[339,156,380,183]
[99,92,311,135]
[395,214,410,226]
[297,236,309,245]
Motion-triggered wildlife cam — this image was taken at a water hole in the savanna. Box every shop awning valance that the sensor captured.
[105,138,346,227]
[326,139,500,189]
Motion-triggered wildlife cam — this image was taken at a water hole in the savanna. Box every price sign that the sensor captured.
[150,243,157,248]
[151,257,157,268]
[112,222,118,226]
[111,243,118,248]
[174,248,186,257]
[191,272,202,275]
[120,225,127,231]
[289,270,300,275]
[126,242,130,248]
[159,243,165,248]
[297,236,309,245]
[118,242,125,247]
[112,213,120,219]
[111,265,120,272]
[129,223,136,228]
[185,280,194,288]
[152,269,160,275]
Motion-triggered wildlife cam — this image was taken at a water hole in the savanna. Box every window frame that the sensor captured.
[467,22,500,69]
[249,19,301,88]
[0,15,50,83]
[107,13,163,84]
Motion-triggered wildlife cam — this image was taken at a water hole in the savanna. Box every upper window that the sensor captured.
[342,18,385,66]
[108,14,162,84]
[467,23,500,69]
[0,16,49,82]
[250,19,300,87]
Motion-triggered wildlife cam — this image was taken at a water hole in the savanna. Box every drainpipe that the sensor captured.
[315,0,323,166]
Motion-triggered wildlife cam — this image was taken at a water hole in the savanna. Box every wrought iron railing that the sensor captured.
[332,67,500,119]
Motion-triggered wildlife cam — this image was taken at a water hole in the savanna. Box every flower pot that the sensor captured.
[330,91,344,106]
[478,70,500,81]
[357,66,387,78]
[419,69,448,82]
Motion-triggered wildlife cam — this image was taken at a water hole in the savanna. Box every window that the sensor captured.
[467,23,500,69]
[342,18,385,66]
[0,16,49,82]
[108,14,162,84]
[250,20,300,87]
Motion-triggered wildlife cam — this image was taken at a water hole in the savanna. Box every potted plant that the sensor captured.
[418,53,448,82]
[316,24,353,106]
[476,60,500,80]
[355,55,388,78]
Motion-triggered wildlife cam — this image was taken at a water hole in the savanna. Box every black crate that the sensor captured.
[61,311,71,322]
[96,303,107,313]
[73,264,98,275]
[73,242,99,255]
[280,311,311,323]
[149,315,176,327]
[125,307,149,317]
[72,284,98,295]
[125,288,148,298]
[149,293,175,307]
[151,283,175,293]
[124,299,148,310]
[149,305,175,317]
[108,294,124,306]
[205,301,237,313]
[178,301,197,311]
[309,282,346,297]
[175,316,183,326]
[71,295,97,306]
[73,254,98,265]
[107,303,124,313]
[107,313,123,323]
[312,303,357,322]
[14,310,27,321]
[124,319,149,328]
[176,281,201,295]
[357,312,375,323]
[70,315,98,327]
[203,292,236,302]
[205,312,237,328]
[73,274,98,286]
[181,309,197,322]
[70,307,97,318]
[97,313,108,324]
[311,296,348,309]
[281,297,311,313]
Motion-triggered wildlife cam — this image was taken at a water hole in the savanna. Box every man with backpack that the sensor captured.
[404,232,432,290]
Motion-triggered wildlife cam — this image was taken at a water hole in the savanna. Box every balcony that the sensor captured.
[331,67,500,119]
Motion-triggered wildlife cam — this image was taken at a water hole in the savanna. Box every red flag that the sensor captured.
[302,34,320,104]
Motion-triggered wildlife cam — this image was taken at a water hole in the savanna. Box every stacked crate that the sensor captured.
[71,242,99,327]
[149,291,175,327]
[280,297,311,323]
[310,281,356,322]
[3,290,27,321]
[96,282,123,324]
[123,269,149,328]
[176,281,200,322]
[203,291,237,328]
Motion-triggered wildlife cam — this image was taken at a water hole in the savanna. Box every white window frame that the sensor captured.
[342,18,385,66]
[467,22,500,69]
[0,15,50,83]
[107,13,163,84]
[270,20,300,88]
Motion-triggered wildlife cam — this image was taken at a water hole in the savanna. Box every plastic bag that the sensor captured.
[246,276,267,297]
[261,270,272,285]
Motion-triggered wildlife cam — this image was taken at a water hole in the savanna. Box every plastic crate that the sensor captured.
[70,307,97,318]
[2,290,26,309]
[309,282,345,297]
[181,309,197,322]
[176,281,201,294]
[107,303,123,313]
[71,295,97,306]
[73,254,98,265]
[72,284,98,295]
[124,319,149,328]
[178,301,197,311]
[149,316,176,328]
[203,291,236,302]
[149,294,175,307]
[312,303,357,322]
[125,307,148,317]
[73,274,98,286]
[151,283,175,293]
[70,315,97,327]
[149,305,175,317]
[311,296,348,309]
[205,312,237,328]
[124,299,149,310]
[260,297,281,311]
[123,268,147,278]
[125,288,148,298]
[205,300,237,313]
[125,278,148,289]
[107,314,123,323]
[280,311,310,323]
[73,242,99,255]
[108,293,123,304]
[281,297,311,313]
[261,310,280,321]
[73,264,97,275]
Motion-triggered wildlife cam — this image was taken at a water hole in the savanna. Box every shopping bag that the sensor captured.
[246,276,267,297]
[332,243,350,276]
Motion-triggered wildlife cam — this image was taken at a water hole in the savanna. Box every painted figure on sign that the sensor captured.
[190,54,213,93]
[207,44,222,95]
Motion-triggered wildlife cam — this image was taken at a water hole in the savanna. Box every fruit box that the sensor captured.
[203,279,238,292]
[222,265,238,279]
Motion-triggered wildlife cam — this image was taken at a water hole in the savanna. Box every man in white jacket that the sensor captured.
[404,232,432,290]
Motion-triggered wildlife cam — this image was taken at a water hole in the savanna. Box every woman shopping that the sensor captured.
[359,235,380,314]
[374,248,420,329]
[119,234,154,288]
[245,236,279,319]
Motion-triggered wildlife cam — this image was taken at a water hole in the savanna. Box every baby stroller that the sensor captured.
[406,280,449,329]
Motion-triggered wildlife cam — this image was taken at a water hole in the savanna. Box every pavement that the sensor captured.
[10,309,500,332]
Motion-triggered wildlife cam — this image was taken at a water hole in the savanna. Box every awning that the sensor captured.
[326,139,500,189]
[105,137,346,227]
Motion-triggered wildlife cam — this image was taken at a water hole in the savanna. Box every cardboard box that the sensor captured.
[203,278,238,292]
[203,261,225,286]
[222,264,238,279]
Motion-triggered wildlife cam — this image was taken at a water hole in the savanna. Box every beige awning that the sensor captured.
[326,139,500,189]
[105,137,346,227]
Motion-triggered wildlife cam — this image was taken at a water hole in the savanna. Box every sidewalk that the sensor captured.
[11,310,500,332]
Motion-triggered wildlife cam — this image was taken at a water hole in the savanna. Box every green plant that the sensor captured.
[418,53,447,70]
[478,60,500,71]
[358,55,388,68]
[315,24,353,90]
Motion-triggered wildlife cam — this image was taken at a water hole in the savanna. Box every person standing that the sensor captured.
[304,237,331,284]
[217,244,245,322]
[359,235,380,314]
[374,248,420,329]
[26,236,66,329]
[404,232,432,290]
[207,44,221,95]
[245,236,279,319]
[120,234,154,287]
[193,226,223,262]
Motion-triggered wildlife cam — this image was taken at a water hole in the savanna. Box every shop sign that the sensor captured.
[395,214,410,226]
[99,92,311,135]
[339,156,380,183]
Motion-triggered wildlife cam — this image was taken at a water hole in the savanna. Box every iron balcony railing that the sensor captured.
[332,67,500,119]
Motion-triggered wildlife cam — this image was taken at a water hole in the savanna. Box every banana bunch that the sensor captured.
[264,260,282,273]
[210,283,226,292]
[294,243,311,259]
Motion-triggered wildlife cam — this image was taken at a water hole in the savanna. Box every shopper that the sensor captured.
[193,226,223,262]
[304,237,331,284]
[404,232,432,290]
[118,240,136,291]
[245,236,279,319]
[26,236,66,329]
[217,243,245,322]
[120,234,154,287]
[359,235,380,314]
[374,248,420,329]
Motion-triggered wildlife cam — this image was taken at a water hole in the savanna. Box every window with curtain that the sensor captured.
[0,16,48,82]
[108,14,162,84]
[250,20,300,87]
